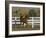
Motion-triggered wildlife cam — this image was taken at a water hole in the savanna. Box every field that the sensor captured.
[12,24,32,31]
[12,23,40,31]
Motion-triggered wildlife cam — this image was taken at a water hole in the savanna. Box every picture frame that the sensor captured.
[5,1,45,37]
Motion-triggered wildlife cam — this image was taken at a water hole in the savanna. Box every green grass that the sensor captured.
[12,24,40,31]
[12,24,32,31]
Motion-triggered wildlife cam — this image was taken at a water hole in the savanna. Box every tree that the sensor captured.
[29,9,36,17]
[12,10,20,17]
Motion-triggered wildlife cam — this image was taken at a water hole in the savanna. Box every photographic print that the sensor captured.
[12,7,40,31]
[5,1,45,37]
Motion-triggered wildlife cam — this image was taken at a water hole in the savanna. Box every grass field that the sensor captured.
[12,24,40,31]
[12,24,32,31]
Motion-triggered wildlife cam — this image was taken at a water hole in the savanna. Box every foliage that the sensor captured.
[29,9,36,17]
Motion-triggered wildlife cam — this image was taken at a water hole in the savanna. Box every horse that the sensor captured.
[20,14,28,27]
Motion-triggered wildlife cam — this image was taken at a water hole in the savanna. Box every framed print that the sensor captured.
[5,1,45,37]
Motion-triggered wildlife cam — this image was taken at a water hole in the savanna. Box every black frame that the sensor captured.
[5,1,45,38]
